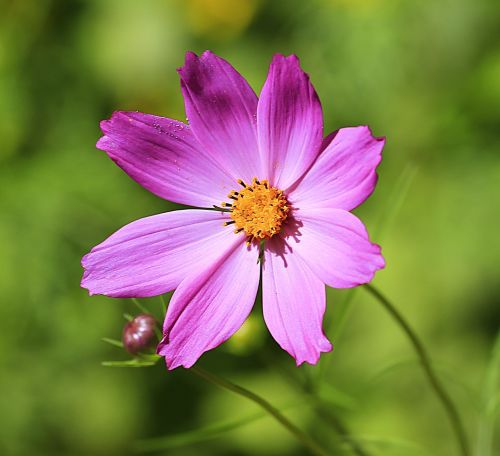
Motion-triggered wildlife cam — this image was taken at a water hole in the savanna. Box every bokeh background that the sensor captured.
[1,0,499,455]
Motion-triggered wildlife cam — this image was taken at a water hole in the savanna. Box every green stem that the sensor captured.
[364,284,470,456]
[191,366,331,456]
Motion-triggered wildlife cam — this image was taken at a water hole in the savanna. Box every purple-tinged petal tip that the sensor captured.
[257,53,323,189]
[288,125,385,211]
[178,50,262,182]
[95,111,235,207]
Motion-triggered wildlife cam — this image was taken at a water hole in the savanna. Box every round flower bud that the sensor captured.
[122,314,157,354]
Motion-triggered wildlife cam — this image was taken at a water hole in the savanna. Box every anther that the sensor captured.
[223,221,235,226]
[228,178,289,240]
[213,205,232,212]
[221,202,232,208]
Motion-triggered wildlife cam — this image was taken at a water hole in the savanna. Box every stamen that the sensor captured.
[221,202,232,208]
[212,205,232,213]
[234,228,244,234]
[223,221,235,226]
[228,178,289,240]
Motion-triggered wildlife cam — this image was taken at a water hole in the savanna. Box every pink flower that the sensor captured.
[81,51,385,369]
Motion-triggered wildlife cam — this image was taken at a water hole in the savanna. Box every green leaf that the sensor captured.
[159,294,167,316]
[101,337,123,348]
[131,298,150,314]
[101,354,161,368]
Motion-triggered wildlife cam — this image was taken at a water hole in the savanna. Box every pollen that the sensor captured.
[224,178,289,242]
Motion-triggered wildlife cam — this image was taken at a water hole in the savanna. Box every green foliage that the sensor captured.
[102,355,161,368]
[477,331,500,456]
[1,0,499,455]
[135,411,268,452]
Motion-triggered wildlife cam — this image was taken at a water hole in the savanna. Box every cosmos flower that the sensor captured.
[81,51,385,369]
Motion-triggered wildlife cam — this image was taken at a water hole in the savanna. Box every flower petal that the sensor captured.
[178,51,261,182]
[262,238,332,365]
[81,209,233,298]
[257,54,323,189]
[97,111,235,208]
[286,208,385,288]
[288,126,385,211]
[158,241,260,369]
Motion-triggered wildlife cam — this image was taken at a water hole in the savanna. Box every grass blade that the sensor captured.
[131,298,150,315]
[477,330,500,456]
[101,337,123,348]
[102,354,161,368]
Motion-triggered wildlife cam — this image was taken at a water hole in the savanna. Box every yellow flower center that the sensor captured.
[222,178,289,243]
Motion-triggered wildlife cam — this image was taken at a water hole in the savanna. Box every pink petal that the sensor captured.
[97,111,235,208]
[178,51,261,182]
[257,54,323,189]
[81,209,233,298]
[158,241,260,369]
[286,208,385,288]
[288,126,385,211]
[262,238,332,365]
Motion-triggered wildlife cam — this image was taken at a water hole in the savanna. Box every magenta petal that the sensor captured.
[289,208,385,288]
[262,238,332,365]
[158,241,260,369]
[97,111,235,208]
[257,54,323,189]
[81,210,232,298]
[178,51,261,182]
[289,126,385,211]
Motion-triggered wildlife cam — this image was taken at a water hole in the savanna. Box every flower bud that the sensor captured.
[122,314,157,354]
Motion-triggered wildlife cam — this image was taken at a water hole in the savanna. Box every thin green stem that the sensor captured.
[159,294,167,316]
[364,284,470,456]
[131,298,149,315]
[477,330,500,456]
[191,366,331,456]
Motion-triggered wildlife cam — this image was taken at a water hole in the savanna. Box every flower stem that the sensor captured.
[363,283,470,456]
[191,366,331,456]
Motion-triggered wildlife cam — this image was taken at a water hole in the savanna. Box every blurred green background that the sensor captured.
[1,0,499,455]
